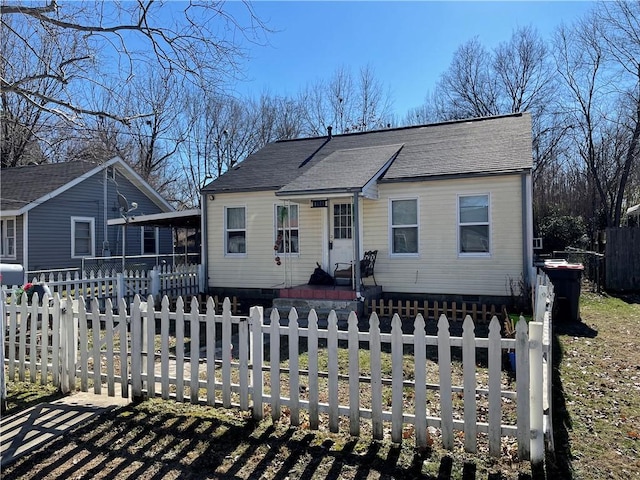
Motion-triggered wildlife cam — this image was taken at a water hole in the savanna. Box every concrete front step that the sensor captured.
[269,297,365,324]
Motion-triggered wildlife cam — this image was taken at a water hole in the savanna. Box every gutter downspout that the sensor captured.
[201,192,209,295]
[22,212,28,284]
[353,192,362,300]
[521,173,532,287]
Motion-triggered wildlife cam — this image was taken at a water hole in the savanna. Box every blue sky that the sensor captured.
[227,1,596,118]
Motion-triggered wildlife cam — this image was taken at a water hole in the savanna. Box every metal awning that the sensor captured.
[107,209,201,228]
[626,204,640,217]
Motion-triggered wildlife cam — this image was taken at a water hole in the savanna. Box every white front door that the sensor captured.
[330,201,354,273]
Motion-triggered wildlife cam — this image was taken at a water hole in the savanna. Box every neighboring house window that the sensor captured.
[459,194,490,255]
[275,204,299,254]
[333,203,352,239]
[71,217,95,258]
[225,206,246,255]
[142,226,158,255]
[1,218,16,259]
[390,199,418,254]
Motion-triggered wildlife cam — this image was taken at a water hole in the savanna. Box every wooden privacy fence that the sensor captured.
[605,227,640,291]
[2,286,552,467]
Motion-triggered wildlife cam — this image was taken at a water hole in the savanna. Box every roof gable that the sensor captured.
[0,157,173,215]
[277,144,404,196]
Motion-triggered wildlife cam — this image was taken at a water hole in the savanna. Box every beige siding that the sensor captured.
[207,192,324,289]
[208,174,525,297]
[363,175,524,297]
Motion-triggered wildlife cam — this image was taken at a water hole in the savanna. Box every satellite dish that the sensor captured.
[118,193,129,211]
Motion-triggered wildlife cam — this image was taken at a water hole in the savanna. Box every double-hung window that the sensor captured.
[1,218,16,259]
[225,206,246,255]
[275,204,299,254]
[142,226,158,255]
[71,217,95,258]
[390,198,419,255]
[459,194,490,255]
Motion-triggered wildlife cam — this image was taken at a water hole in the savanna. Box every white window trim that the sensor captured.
[141,226,159,255]
[1,217,17,260]
[457,193,491,258]
[274,203,300,256]
[224,205,247,257]
[389,197,420,257]
[71,216,96,258]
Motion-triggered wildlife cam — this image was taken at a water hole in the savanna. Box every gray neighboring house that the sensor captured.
[0,157,174,275]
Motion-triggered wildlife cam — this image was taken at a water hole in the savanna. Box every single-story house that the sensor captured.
[201,113,534,306]
[0,157,175,277]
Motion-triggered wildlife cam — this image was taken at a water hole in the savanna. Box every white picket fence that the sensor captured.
[2,282,553,467]
[1,263,203,309]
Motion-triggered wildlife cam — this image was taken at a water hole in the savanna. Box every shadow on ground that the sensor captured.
[1,401,535,480]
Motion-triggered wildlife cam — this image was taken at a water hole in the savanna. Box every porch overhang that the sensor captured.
[275,143,404,200]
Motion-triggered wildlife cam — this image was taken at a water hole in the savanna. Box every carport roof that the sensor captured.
[107,209,201,229]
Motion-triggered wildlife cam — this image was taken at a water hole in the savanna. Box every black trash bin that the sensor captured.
[543,260,584,322]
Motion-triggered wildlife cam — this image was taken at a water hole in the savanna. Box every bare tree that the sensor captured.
[297,65,393,136]
[595,0,640,226]
[354,64,394,131]
[1,1,268,166]
[433,37,499,119]
[177,91,261,207]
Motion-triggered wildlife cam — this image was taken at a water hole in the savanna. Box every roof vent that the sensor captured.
[327,125,332,139]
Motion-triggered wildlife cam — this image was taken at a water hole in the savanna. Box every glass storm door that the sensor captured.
[330,201,353,273]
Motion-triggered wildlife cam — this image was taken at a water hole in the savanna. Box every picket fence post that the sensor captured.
[348,311,360,437]
[116,273,125,307]
[307,309,319,430]
[1,299,6,411]
[205,296,216,406]
[198,263,206,294]
[150,267,160,300]
[369,312,384,440]
[488,316,503,457]
[250,306,264,420]
[188,296,200,404]
[327,311,339,433]
[462,315,477,453]
[60,295,77,394]
[117,297,129,399]
[390,314,403,443]
[437,314,454,450]
[270,308,281,421]
[288,307,300,426]
[516,316,531,460]
[414,314,428,449]
[529,321,545,468]
[131,295,143,402]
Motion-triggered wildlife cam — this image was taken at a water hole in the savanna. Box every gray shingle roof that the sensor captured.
[203,113,532,195]
[1,161,100,211]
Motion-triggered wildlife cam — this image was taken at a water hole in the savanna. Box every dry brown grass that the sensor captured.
[4,291,639,479]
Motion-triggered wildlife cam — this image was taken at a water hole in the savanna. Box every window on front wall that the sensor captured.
[1,218,16,259]
[142,226,157,255]
[71,217,95,258]
[459,194,490,255]
[391,199,418,254]
[225,206,246,255]
[275,204,299,253]
[333,203,352,239]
